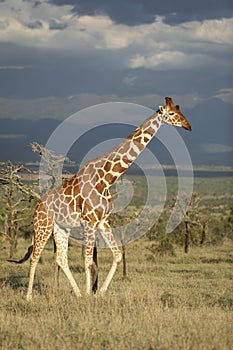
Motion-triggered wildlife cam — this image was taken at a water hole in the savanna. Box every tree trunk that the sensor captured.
[184,221,189,254]
[122,245,127,277]
[81,244,85,261]
[200,223,206,246]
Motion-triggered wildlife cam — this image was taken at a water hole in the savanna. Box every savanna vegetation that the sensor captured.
[0,156,233,349]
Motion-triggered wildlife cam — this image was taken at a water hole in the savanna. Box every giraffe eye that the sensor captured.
[169,112,174,116]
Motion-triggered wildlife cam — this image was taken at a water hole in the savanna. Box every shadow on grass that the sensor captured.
[170,269,200,274]
[0,274,42,294]
[0,275,27,290]
[200,257,233,264]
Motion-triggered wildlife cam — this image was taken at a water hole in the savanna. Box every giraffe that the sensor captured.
[9,97,191,301]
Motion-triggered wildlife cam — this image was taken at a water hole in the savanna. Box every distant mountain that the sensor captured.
[0,98,232,166]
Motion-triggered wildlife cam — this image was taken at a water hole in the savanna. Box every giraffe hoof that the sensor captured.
[99,288,107,295]
[26,294,32,302]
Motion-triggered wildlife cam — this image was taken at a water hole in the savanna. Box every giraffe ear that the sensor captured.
[159,106,164,113]
[176,105,180,110]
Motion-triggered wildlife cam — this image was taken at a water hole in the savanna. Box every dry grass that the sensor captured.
[1,238,233,350]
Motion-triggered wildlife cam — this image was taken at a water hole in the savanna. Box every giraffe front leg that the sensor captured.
[98,221,122,293]
[54,229,82,298]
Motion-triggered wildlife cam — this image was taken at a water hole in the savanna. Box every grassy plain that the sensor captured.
[1,238,233,350]
[0,174,233,349]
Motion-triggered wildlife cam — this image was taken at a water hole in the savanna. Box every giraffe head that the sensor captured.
[159,97,192,131]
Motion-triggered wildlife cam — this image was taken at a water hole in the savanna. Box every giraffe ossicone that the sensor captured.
[9,97,191,300]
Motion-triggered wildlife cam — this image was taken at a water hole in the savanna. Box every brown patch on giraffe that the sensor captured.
[132,138,144,150]
[83,174,91,182]
[143,136,150,143]
[85,246,93,254]
[119,141,132,154]
[83,204,99,224]
[95,207,104,220]
[145,126,154,135]
[129,148,138,158]
[127,127,141,140]
[105,173,117,184]
[73,183,81,197]
[54,198,60,208]
[112,162,126,173]
[95,160,105,169]
[104,161,112,172]
[34,205,53,231]
[152,119,159,128]
[68,199,75,211]
[75,195,84,212]
[61,203,69,216]
[87,162,94,172]
[82,182,93,198]
[145,130,153,136]
[122,156,132,166]
[96,180,105,194]
[133,134,142,141]
[63,184,72,196]
[98,169,105,178]
[102,221,110,230]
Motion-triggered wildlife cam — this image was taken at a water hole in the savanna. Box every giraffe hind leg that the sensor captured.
[53,236,61,288]
[27,226,53,301]
[98,221,122,293]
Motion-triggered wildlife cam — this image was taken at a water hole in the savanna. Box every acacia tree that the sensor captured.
[109,208,138,277]
[29,141,74,189]
[146,211,177,257]
[0,161,39,258]
[0,143,74,258]
[110,205,157,277]
[170,192,208,253]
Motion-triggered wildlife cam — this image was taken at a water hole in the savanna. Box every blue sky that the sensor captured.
[0,0,232,164]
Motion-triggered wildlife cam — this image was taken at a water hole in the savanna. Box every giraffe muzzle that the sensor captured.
[181,116,192,131]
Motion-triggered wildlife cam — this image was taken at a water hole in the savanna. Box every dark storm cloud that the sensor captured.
[48,0,233,25]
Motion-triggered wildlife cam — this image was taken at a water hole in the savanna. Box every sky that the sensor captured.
[0,0,232,110]
[0,0,232,165]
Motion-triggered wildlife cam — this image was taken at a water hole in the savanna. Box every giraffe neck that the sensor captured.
[103,110,163,186]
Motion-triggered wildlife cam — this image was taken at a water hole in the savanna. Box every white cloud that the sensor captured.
[0,0,232,72]
[192,19,233,45]
[0,134,26,139]
[213,88,233,104]
[122,76,138,86]
[201,143,233,153]
[0,65,30,70]
[130,51,187,69]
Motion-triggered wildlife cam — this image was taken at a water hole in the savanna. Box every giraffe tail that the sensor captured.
[7,244,33,264]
